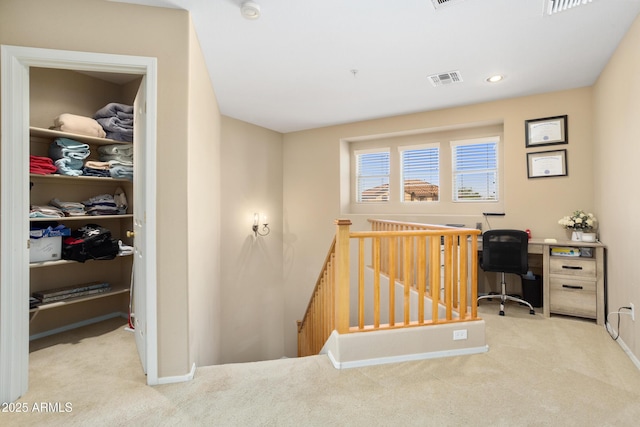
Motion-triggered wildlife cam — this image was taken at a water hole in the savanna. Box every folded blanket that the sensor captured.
[98,144,133,158]
[82,167,111,178]
[29,205,64,218]
[50,198,86,216]
[96,117,133,142]
[110,165,134,181]
[94,104,135,143]
[29,155,57,175]
[49,138,90,161]
[54,158,84,176]
[94,103,134,120]
[53,113,106,138]
[84,160,111,170]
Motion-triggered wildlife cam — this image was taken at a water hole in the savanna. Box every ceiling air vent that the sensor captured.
[431,0,467,10]
[428,71,463,87]
[545,0,593,15]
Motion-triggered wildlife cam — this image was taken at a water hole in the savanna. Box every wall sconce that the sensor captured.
[252,212,270,237]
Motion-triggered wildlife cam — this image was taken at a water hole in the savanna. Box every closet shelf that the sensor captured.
[30,126,130,146]
[29,253,133,269]
[30,173,131,184]
[30,214,133,222]
[29,286,130,320]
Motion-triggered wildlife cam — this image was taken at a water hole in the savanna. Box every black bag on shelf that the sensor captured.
[62,224,119,263]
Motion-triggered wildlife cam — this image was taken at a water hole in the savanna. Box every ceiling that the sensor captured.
[111,0,640,133]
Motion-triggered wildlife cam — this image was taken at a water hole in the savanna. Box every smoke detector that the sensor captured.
[428,71,463,87]
[241,1,261,20]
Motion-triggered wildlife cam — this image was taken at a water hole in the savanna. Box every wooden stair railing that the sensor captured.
[298,219,481,357]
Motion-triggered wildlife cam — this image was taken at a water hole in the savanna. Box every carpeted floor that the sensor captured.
[4,304,640,426]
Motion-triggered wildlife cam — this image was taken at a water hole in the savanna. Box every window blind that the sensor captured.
[451,140,498,202]
[356,149,390,202]
[400,146,439,202]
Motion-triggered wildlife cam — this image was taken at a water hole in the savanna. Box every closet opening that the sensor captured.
[1,45,158,403]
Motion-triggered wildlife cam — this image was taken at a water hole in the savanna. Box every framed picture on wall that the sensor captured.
[525,115,568,147]
[527,149,568,178]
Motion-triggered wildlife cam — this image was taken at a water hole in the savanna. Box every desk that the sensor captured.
[476,238,606,325]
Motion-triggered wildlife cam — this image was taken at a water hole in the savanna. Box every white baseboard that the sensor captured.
[29,312,127,341]
[327,345,489,369]
[606,322,640,371]
[157,362,196,385]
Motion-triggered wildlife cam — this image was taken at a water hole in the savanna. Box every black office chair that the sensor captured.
[477,229,535,316]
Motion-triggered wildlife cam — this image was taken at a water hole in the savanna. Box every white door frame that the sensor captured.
[0,45,158,402]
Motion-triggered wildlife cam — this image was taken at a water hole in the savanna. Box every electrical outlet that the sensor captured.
[453,329,467,340]
[630,303,635,321]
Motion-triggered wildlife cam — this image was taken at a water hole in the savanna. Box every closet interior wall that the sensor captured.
[29,68,140,337]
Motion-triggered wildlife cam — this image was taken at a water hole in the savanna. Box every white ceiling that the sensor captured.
[111,0,640,133]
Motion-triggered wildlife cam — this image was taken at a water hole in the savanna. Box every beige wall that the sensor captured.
[187,19,222,366]
[594,15,640,361]
[0,0,194,377]
[220,116,284,363]
[283,87,594,356]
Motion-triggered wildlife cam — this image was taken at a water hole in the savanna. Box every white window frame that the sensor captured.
[345,125,504,216]
[450,136,499,203]
[354,147,391,203]
[398,143,440,203]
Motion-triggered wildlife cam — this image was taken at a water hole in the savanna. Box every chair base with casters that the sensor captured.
[477,271,535,316]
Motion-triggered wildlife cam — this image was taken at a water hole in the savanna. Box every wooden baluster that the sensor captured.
[358,238,365,329]
[459,235,468,319]
[330,253,335,331]
[452,235,459,310]
[431,235,441,323]
[444,235,453,320]
[403,236,411,325]
[373,236,381,328]
[388,236,396,327]
[335,219,352,334]
[320,274,325,343]
[470,234,478,319]
[417,235,426,324]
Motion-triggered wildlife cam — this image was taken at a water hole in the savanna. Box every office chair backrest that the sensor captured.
[481,229,528,275]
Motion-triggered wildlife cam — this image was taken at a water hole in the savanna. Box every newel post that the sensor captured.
[334,219,352,334]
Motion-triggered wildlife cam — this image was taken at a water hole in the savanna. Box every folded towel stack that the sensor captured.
[94,103,134,142]
[98,144,134,181]
[50,198,86,217]
[52,113,106,138]
[29,205,64,219]
[82,160,111,177]
[82,194,119,216]
[30,155,57,175]
[49,138,90,177]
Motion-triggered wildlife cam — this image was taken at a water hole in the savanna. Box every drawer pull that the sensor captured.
[562,265,583,270]
[562,284,583,290]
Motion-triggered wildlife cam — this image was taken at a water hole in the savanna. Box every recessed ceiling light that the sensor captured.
[241,1,261,20]
[486,75,504,83]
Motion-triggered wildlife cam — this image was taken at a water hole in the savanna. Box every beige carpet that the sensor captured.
[5,304,640,426]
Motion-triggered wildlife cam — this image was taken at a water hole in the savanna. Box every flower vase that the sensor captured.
[571,230,582,241]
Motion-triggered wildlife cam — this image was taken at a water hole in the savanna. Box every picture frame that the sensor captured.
[525,115,568,147]
[527,149,567,178]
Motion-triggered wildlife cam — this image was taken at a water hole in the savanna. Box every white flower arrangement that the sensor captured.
[558,210,597,231]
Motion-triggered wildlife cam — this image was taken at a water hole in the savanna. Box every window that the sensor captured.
[451,138,498,202]
[355,148,390,202]
[345,126,503,215]
[400,144,439,202]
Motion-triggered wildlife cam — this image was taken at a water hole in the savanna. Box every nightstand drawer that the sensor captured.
[549,277,596,318]
[549,257,596,278]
